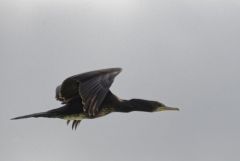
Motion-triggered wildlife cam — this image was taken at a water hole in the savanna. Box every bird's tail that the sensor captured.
[11,111,59,120]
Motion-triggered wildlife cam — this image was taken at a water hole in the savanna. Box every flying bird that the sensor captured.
[12,68,179,130]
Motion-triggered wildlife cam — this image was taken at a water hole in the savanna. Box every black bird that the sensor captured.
[12,68,179,130]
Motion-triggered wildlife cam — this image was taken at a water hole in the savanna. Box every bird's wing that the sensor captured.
[55,82,79,104]
[58,68,122,116]
[55,85,64,103]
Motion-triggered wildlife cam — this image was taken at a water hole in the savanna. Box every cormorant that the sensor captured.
[12,68,179,130]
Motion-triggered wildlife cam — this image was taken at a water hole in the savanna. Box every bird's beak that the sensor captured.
[160,106,180,111]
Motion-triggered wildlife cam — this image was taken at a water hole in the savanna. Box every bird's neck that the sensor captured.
[115,99,156,113]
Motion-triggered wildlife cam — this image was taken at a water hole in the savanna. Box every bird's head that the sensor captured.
[127,99,179,112]
[152,101,179,112]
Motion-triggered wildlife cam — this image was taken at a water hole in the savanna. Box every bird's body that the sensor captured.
[49,91,118,121]
[12,68,179,129]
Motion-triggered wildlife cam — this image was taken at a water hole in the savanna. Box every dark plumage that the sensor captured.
[12,68,179,130]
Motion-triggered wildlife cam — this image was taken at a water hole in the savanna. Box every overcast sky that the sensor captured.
[1,0,240,161]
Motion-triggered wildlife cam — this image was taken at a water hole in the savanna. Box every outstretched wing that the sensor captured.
[56,68,122,116]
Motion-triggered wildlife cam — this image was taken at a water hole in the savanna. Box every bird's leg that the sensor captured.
[66,120,71,125]
[74,120,81,130]
[69,120,82,130]
[72,120,77,130]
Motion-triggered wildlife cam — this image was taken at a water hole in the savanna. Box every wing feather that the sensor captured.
[56,68,122,116]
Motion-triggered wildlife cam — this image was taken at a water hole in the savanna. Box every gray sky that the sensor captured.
[1,0,240,161]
